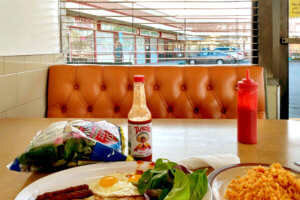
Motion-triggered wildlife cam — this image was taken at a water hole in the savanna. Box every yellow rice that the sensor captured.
[225,163,300,200]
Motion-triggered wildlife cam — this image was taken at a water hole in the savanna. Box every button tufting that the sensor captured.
[167,106,173,113]
[74,84,79,90]
[193,107,199,114]
[61,106,67,113]
[154,85,159,90]
[114,106,120,113]
[181,85,187,91]
[101,85,106,91]
[128,85,132,90]
[221,108,226,113]
[87,106,93,112]
[207,85,212,90]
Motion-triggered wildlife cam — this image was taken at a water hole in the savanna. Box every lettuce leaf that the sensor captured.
[164,169,190,200]
[187,169,208,200]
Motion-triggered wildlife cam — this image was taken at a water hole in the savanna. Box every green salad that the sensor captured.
[137,158,208,200]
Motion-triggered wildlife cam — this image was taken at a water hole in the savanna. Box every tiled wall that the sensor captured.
[0,54,64,118]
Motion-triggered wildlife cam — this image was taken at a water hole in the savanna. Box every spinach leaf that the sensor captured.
[159,188,170,200]
[138,158,208,200]
[138,169,154,194]
[155,158,177,169]
[150,170,168,189]
[145,188,170,200]
[164,169,190,200]
[138,159,176,196]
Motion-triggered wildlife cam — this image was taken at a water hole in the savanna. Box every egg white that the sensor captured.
[89,172,141,198]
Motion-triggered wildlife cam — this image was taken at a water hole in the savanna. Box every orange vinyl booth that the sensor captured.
[47,65,266,119]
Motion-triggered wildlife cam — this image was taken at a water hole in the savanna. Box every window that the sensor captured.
[69,28,95,63]
[96,31,114,63]
[60,0,257,65]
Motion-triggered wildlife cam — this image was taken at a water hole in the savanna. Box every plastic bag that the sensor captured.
[8,120,129,172]
[71,120,125,154]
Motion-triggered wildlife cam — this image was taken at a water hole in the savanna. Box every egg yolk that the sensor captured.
[128,174,141,183]
[99,176,119,188]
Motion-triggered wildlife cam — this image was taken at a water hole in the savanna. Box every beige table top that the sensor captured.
[0,118,300,199]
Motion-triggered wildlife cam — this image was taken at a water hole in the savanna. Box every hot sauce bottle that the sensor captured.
[237,69,258,144]
[128,75,152,161]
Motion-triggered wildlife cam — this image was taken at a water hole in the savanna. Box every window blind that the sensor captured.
[60,0,258,65]
[0,0,59,56]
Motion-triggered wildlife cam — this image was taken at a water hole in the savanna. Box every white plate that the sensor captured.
[16,161,212,200]
[208,163,300,200]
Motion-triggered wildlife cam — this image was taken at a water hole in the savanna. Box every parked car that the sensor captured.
[290,52,300,60]
[187,51,233,65]
[214,47,244,61]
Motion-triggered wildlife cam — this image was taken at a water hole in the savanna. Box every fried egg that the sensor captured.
[89,172,142,198]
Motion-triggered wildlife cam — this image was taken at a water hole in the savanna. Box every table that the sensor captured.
[0,118,300,199]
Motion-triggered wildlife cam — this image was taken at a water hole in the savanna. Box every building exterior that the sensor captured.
[64,15,251,64]
[66,16,181,64]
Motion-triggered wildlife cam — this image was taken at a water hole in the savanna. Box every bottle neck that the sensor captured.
[133,82,147,107]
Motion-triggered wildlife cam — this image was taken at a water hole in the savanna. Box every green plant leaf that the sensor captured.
[164,169,190,200]
[187,169,208,200]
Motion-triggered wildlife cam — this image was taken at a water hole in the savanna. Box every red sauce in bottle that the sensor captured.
[128,75,152,161]
[237,69,258,144]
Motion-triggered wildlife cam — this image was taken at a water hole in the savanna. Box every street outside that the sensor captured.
[151,59,250,65]
[289,61,300,118]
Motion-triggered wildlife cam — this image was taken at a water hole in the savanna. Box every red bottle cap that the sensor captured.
[134,75,145,83]
[238,69,258,90]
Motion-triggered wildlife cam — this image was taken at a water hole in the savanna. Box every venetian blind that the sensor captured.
[0,0,60,56]
[59,0,258,65]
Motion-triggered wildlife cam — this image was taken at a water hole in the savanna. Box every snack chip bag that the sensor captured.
[71,120,125,154]
[8,120,128,172]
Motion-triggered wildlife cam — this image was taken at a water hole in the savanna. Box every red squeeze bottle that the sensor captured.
[237,69,258,144]
[128,75,152,161]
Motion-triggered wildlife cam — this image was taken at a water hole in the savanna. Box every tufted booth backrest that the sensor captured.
[47,65,265,119]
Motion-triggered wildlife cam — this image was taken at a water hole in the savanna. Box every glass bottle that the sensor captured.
[128,75,152,161]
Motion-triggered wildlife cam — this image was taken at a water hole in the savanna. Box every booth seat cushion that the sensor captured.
[47,65,265,119]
